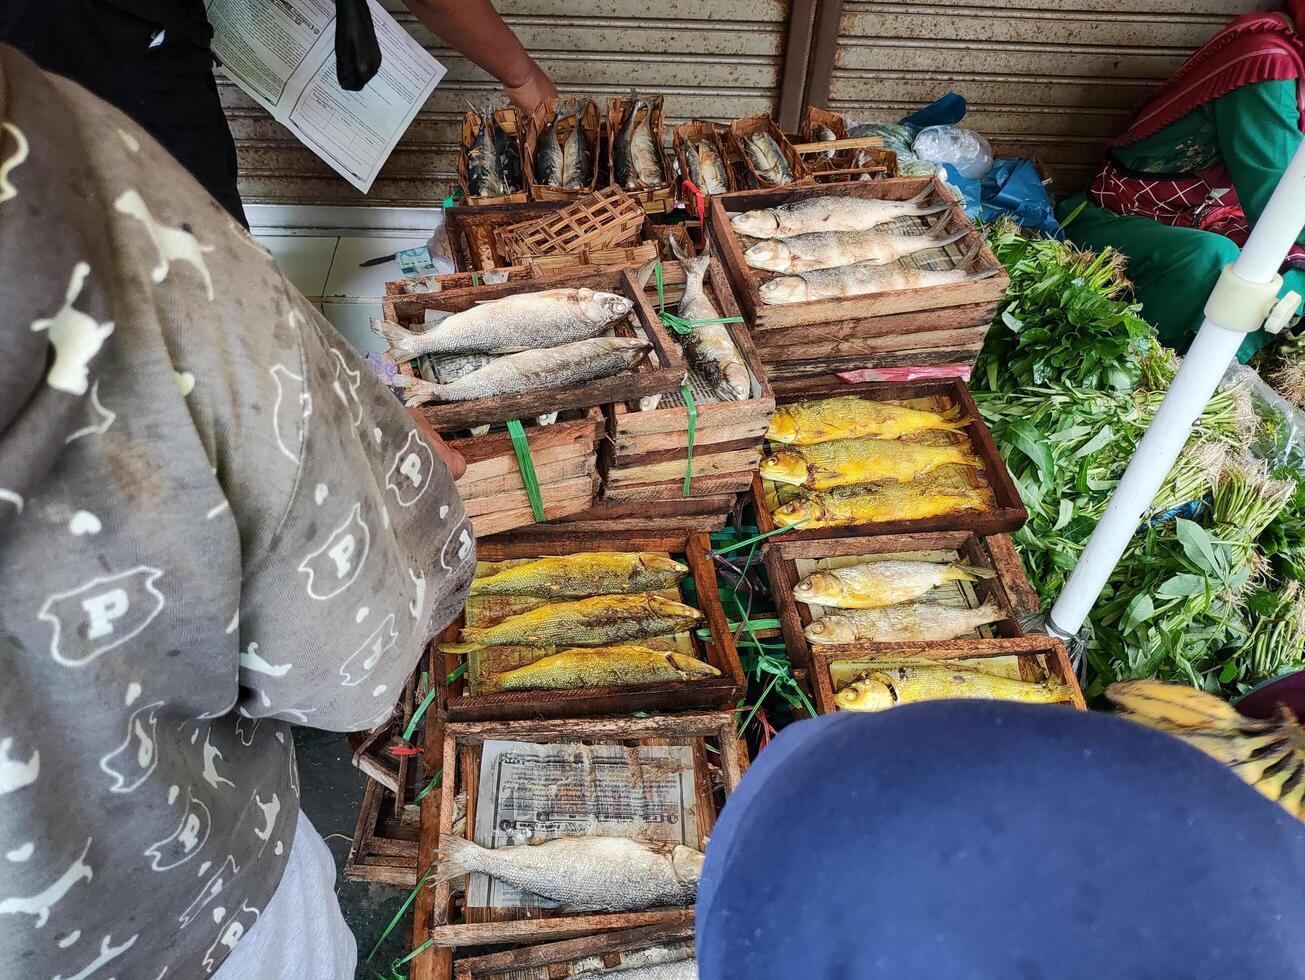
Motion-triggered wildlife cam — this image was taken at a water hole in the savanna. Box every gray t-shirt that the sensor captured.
[0,45,474,978]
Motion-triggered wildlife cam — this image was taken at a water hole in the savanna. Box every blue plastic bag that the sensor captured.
[941,158,1061,238]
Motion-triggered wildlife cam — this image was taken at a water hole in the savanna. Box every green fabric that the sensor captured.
[1059,79,1305,361]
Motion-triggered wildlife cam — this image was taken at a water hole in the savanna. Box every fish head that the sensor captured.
[759,450,809,487]
[744,240,792,273]
[730,208,781,238]
[668,653,722,679]
[671,844,706,890]
[792,572,843,606]
[773,497,818,527]
[641,554,690,578]
[835,677,897,711]
[758,275,809,305]
[580,289,635,323]
[651,595,703,622]
[765,411,798,444]
[804,615,857,645]
[722,362,752,400]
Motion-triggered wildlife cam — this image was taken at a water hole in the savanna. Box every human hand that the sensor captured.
[406,406,467,481]
[504,61,558,116]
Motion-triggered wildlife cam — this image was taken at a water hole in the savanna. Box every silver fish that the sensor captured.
[759,242,998,304]
[468,111,505,197]
[434,833,703,911]
[562,101,592,190]
[678,256,749,400]
[493,114,522,193]
[576,960,698,980]
[742,131,794,185]
[814,123,838,160]
[805,601,1004,644]
[730,186,949,238]
[534,107,565,186]
[391,336,652,406]
[617,99,664,190]
[371,287,633,360]
[744,217,968,274]
[686,139,727,194]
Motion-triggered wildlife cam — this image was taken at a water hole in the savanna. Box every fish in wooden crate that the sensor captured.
[740,130,794,185]
[794,559,996,609]
[730,186,948,238]
[806,602,1004,644]
[759,242,999,305]
[759,435,977,490]
[676,256,750,400]
[743,218,967,274]
[470,552,689,598]
[485,645,720,692]
[454,593,703,648]
[834,660,1071,711]
[614,98,665,190]
[772,479,994,529]
[766,396,969,445]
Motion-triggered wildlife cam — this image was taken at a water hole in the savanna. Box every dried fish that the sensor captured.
[616,99,665,190]
[814,123,838,159]
[562,101,593,189]
[456,593,702,648]
[767,396,969,445]
[470,551,688,598]
[744,217,968,274]
[493,114,522,193]
[730,186,948,238]
[742,130,794,185]
[794,559,997,609]
[760,435,978,489]
[678,257,750,400]
[534,107,565,186]
[468,111,505,197]
[835,661,1071,711]
[759,242,999,305]
[485,645,720,692]
[806,602,1004,644]
[772,479,994,529]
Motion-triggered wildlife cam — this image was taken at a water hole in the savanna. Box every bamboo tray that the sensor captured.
[422,711,745,949]
[443,201,558,271]
[709,175,1008,334]
[728,114,812,189]
[439,529,744,720]
[448,408,604,538]
[499,186,646,263]
[524,97,603,201]
[459,107,529,206]
[607,95,676,214]
[604,257,774,503]
[383,268,687,432]
[765,530,1027,675]
[808,635,1086,715]
[453,923,695,980]
[750,377,1026,542]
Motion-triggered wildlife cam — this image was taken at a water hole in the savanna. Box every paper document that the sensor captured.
[206,0,445,193]
[469,740,698,909]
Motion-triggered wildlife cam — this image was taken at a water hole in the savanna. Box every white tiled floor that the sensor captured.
[260,235,338,299]
[322,236,431,301]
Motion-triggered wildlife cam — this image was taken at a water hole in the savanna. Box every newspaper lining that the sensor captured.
[469,740,698,910]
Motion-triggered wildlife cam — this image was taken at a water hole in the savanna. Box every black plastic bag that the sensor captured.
[335,0,382,91]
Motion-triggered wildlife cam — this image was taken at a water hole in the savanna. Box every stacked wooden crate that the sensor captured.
[710,176,1009,380]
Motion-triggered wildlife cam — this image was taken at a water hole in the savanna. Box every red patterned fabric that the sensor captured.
[1112,9,1305,147]
[1089,159,1305,268]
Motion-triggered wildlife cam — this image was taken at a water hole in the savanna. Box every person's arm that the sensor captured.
[1212,79,1305,245]
[400,0,557,113]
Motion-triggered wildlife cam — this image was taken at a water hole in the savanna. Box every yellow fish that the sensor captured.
[470,552,688,598]
[766,396,969,445]
[458,593,702,648]
[834,660,1072,712]
[1106,680,1305,822]
[806,601,1004,644]
[759,435,977,490]
[773,480,994,529]
[486,645,720,692]
[794,559,996,609]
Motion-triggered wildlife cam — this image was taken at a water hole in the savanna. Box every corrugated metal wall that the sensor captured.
[823,0,1278,191]
[224,0,792,205]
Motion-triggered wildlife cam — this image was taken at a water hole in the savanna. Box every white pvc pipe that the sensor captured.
[1047,140,1305,640]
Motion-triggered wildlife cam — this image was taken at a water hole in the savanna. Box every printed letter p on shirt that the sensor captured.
[39,567,165,667]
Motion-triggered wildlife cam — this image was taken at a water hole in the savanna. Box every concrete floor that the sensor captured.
[294,727,412,979]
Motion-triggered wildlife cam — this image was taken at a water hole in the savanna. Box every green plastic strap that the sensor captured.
[366,860,437,962]
[392,939,435,972]
[682,386,697,497]
[471,270,481,286]
[403,686,438,743]
[654,260,665,312]
[710,519,810,557]
[506,419,546,523]
[413,768,443,804]
[659,311,745,336]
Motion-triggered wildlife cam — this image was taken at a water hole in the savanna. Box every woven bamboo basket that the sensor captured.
[673,120,734,219]
[459,107,529,206]
[728,114,812,188]
[605,95,675,215]
[496,186,645,261]
[524,97,603,202]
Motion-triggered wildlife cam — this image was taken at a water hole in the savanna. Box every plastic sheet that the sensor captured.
[912,125,993,180]
[943,158,1061,238]
[1223,362,1305,471]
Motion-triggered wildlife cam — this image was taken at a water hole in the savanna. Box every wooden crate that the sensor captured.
[765,530,1028,675]
[796,107,898,183]
[809,636,1086,715]
[606,95,676,215]
[524,98,603,201]
[423,711,745,949]
[674,120,735,220]
[440,530,745,721]
[498,186,646,263]
[344,776,422,887]
[709,176,1009,346]
[449,408,604,539]
[387,265,536,297]
[444,201,559,271]
[604,258,774,502]
[459,108,529,206]
[383,268,687,432]
[454,924,695,980]
[511,494,740,536]
[727,114,812,189]
[751,377,1026,542]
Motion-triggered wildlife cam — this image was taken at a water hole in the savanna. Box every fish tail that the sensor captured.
[905,184,935,207]
[371,318,424,360]
[923,212,952,237]
[930,229,970,251]
[1105,680,1243,729]
[635,258,659,289]
[956,241,999,282]
[948,563,997,582]
[680,254,710,282]
[434,834,484,885]
[439,641,480,655]
[389,374,447,408]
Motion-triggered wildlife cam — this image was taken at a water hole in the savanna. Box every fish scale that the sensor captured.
[760,434,977,489]
[459,593,703,647]
[470,552,688,598]
[794,559,995,609]
[773,479,994,529]
[806,601,1003,644]
[487,645,720,692]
